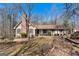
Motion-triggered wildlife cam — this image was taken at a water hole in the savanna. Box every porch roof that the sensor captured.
[33,24,65,30]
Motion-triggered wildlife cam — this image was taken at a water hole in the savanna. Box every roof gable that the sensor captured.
[14,13,27,29]
[14,21,22,29]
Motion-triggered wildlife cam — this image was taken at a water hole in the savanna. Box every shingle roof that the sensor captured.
[33,24,64,29]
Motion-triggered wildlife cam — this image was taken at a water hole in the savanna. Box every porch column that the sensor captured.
[40,29,43,36]
[33,29,35,36]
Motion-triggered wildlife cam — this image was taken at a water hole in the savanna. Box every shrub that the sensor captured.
[70,31,79,39]
[47,31,51,36]
[20,32,27,38]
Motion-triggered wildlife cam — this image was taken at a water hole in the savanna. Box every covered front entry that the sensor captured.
[35,29,67,36]
[35,29,48,36]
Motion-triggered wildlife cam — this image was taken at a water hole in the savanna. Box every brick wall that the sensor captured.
[21,13,27,33]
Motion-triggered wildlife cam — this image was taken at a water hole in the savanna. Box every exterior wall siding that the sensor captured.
[15,23,21,38]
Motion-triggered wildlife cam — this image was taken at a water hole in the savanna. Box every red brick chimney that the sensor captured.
[21,13,28,33]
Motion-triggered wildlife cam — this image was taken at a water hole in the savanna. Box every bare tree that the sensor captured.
[50,4,58,25]
[62,3,79,33]
[21,4,34,38]
[0,8,6,39]
[0,4,22,40]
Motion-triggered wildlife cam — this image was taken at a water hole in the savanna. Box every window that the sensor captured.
[17,29,20,33]
[29,29,33,33]
[43,30,47,33]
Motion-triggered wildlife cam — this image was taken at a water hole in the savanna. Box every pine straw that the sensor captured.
[17,37,54,56]
[0,36,73,56]
[9,36,72,56]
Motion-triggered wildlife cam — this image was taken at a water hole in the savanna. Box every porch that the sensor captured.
[35,29,67,36]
